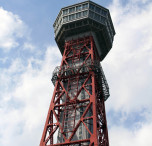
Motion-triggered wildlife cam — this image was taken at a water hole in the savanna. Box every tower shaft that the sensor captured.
[40,36,109,146]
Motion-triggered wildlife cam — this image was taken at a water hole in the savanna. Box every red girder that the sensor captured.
[40,36,109,146]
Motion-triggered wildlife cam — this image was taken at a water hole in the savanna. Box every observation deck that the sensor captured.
[53,0,115,61]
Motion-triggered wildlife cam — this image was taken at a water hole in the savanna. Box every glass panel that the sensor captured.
[83,11,88,17]
[69,15,72,21]
[85,85,92,95]
[89,11,94,18]
[82,3,88,9]
[90,4,95,11]
[84,104,93,118]
[71,122,83,141]
[69,14,75,21]
[84,119,93,134]
[94,13,100,21]
[77,88,90,100]
[101,9,107,17]
[95,6,101,13]
[72,14,75,20]
[63,9,68,15]
[76,5,82,11]
[63,16,68,23]
[100,16,106,24]
[69,7,75,13]
[57,130,65,144]
[76,12,82,19]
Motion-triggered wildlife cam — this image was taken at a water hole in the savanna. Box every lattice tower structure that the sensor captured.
[40,1,115,146]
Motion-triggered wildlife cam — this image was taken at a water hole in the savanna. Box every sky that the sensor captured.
[0,0,152,145]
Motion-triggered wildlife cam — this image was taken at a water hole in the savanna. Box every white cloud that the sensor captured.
[23,42,35,51]
[0,45,61,146]
[109,122,152,146]
[103,0,152,112]
[100,0,152,145]
[0,7,27,51]
[0,8,62,145]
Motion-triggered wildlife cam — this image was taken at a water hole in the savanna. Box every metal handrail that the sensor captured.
[51,60,109,101]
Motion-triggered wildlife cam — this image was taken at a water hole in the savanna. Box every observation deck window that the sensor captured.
[89,11,94,18]
[90,4,95,11]
[63,16,68,23]
[83,11,88,17]
[69,14,75,21]
[94,13,100,21]
[95,6,101,14]
[82,3,88,9]
[63,9,68,15]
[69,7,75,13]
[76,5,82,11]
[101,9,107,17]
[100,16,106,24]
[76,12,82,19]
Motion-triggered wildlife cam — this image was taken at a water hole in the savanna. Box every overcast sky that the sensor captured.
[0,0,152,146]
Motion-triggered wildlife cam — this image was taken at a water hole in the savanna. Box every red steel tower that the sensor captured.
[40,1,115,146]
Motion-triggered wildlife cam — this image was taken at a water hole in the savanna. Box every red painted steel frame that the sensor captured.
[40,36,109,146]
